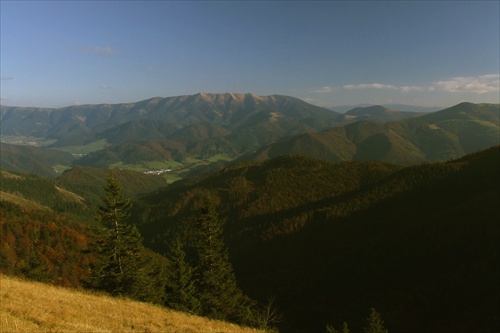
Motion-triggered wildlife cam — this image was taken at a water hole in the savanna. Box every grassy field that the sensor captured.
[0,136,57,147]
[108,154,233,183]
[52,139,109,155]
[0,274,264,333]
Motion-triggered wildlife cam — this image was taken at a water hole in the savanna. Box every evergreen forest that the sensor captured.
[0,145,498,332]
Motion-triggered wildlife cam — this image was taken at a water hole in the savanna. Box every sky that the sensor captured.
[1,1,499,108]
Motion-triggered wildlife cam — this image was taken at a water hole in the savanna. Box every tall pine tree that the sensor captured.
[192,193,255,324]
[164,237,201,314]
[85,170,165,303]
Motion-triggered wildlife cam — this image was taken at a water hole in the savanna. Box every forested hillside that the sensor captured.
[133,145,500,333]
[2,96,497,181]
[56,166,168,206]
[243,102,499,165]
[0,142,75,178]
[1,145,498,332]
[0,200,92,287]
[0,167,167,218]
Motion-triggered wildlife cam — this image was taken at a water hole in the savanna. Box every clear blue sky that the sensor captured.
[1,1,499,108]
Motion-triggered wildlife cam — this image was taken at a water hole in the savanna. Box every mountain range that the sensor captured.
[0,92,498,332]
[1,93,499,179]
[328,104,443,113]
[241,102,499,164]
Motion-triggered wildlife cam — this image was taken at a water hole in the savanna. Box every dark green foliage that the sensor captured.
[164,237,201,314]
[0,168,91,218]
[0,142,75,178]
[21,248,51,283]
[85,170,166,304]
[56,166,168,206]
[191,194,256,324]
[97,169,133,229]
[134,146,500,333]
[2,136,499,332]
[364,308,388,333]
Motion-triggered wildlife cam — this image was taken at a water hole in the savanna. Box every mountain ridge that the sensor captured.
[241,102,499,164]
[1,146,498,332]
[1,94,498,179]
[132,146,499,333]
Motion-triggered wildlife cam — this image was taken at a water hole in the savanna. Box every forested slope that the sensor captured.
[133,145,500,333]
[1,145,498,332]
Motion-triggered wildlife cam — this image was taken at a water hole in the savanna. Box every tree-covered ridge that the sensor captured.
[2,97,497,181]
[0,145,498,332]
[244,102,499,165]
[0,167,167,220]
[0,93,340,149]
[0,142,75,178]
[56,166,168,206]
[133,146,499,333]
[133,155,400,246]
[0,169,91,217]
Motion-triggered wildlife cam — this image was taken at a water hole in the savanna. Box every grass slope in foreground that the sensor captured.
[0,275,264,333]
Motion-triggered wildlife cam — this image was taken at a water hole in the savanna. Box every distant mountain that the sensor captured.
[0,93,340,147]
[338,105,425,123]
[1,95,498,178]
[329,104,443,113]
[0,93,339,176]
[243,102,499,164]
[1,93,343,176]
[384,103,444,113]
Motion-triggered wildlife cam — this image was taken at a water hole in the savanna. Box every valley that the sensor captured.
[0,94,499,332]
[1,94,499,181]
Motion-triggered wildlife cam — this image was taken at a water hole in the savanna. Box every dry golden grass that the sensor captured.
[0,274,265,333]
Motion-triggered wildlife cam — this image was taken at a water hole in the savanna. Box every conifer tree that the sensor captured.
[364,308,388,333]
[164,237,201,314]
[22,248,51,283]
[192,194,255,323]
[85,170,164,303]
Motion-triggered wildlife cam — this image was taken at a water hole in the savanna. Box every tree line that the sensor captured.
[83,170,280,330]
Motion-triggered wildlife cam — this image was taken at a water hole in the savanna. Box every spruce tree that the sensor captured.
[164,237,201,314]
[85,170,164,303]
[192,194,255,323]
[364,308,388,333]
